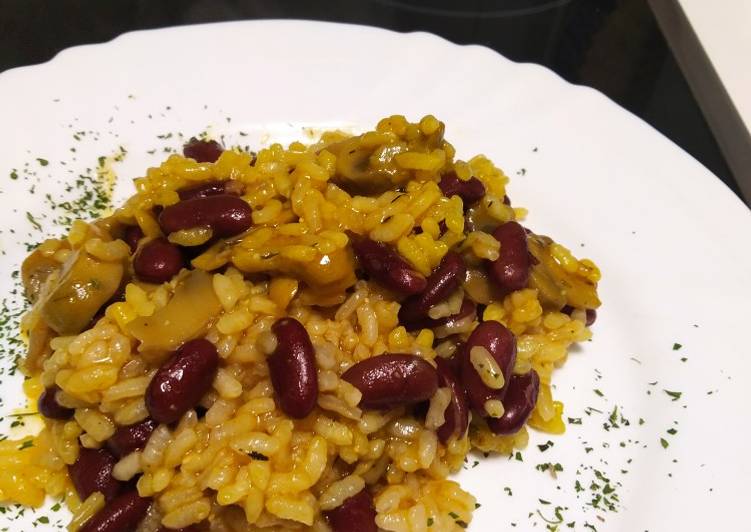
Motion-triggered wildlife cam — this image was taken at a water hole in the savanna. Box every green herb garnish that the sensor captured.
[664,390,682,401]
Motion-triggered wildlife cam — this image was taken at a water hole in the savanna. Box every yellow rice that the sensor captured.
[4,114,601,531]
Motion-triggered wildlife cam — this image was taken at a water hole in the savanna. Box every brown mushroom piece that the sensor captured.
[126,269,222,357]
[527,233,600,310]
[461,266,505,306]
[37,250,124,335]
[229,231,357,304]
[527,261,567,310]
[326,136,410,195]
[21,248,62,303]
[23,318,54,373]
[326,121,446,195]
[464,200,502,234]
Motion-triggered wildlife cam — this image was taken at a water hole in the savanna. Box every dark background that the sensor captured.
[0,0,741,199]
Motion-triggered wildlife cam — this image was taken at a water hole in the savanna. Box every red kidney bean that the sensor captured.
[178,180,226,201]
[325,489,377,532]
[399,298,477,332]
[442,347,463,376]
[437,219,448,235]
[68,448,122,502]
[487,370,540,435]
[159,195,252,238]
[561,305,597,326]
[37,385,73,420]
[437,299,476,330]
[79,490,151,532]
[107,419,157,458]
[435,357,469,443]
[398,252,466,325]
[123,225,144,253]
[350,235,427,296]
[133,237,183,283]
[489,221,530,293]
[268,318,318,419]
[177,179,244,201]
[182,137,224,163]
[396,303,426,330]
[503,195,511,206]
[460,321,517,415]
[342,354,438,409]
[418,252,467,310]
[146,339,219,424]
[438,171,486,206]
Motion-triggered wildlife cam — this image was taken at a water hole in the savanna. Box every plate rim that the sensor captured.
[0,18,750,530]
[1,19,748,216]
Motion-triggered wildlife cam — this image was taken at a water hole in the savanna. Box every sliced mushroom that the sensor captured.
[22,317,54,373]
[38,250,124,335]
[230,231,357,302]
[461,266,505,305]
[21,248,62,303]
[126,269,222,356]
[326,121,447,195]
[527,234,600,310]
[327,136,410,195]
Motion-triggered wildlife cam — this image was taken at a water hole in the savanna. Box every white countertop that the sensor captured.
[650,0,751,202]
[679,0,751,134]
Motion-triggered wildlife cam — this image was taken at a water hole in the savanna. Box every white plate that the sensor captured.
[0,20,749,531]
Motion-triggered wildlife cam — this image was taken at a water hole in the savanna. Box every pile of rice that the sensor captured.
[1,114,600,531]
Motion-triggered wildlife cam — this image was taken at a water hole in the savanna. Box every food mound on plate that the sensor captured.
[7,115,601,531]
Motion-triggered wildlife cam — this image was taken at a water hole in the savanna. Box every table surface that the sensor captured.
[0,0,745,203]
